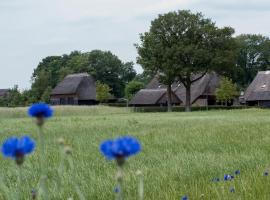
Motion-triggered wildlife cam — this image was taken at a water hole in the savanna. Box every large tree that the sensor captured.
[137,10,236,111]
[31,50,136,101]
[233,34,270,87]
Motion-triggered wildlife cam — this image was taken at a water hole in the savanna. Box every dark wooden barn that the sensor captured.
[243,71,270,107]
[129,72,220,107]
[50,73,96,105]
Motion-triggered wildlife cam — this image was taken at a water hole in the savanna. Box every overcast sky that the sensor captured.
[0,0,270,89]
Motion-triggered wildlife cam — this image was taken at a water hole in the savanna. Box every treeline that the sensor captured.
[0,50,151,107]
[1,10,270,108]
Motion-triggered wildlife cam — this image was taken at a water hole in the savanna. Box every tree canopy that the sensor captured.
[137,10,237,111]
[215,77,238,105]
[233,34,270,88]
[31,50,136,102]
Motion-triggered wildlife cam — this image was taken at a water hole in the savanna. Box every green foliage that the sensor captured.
[1,107,270,199]
[31,50,136,101]
[96,81,112,103]
[41,87,52,103]
[125,81,144,100]
[233,34,270,87]
[215,77,238,104]
[136,10,236,111]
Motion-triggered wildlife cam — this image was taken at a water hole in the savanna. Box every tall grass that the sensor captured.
[0,107,270,199]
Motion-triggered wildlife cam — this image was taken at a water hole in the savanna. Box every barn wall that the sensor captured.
[50,95,78,105]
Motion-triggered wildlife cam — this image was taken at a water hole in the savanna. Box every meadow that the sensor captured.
[1,106,270,199]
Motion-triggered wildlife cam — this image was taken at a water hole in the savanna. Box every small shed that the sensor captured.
[50,73,96,105]
[243,71,270,107]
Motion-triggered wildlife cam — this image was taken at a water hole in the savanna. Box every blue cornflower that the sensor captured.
[224,174,233,181]
[100,136,141,161]
[264,171,269,176]
[28,103,53,118]
[1,136,35,165]
[230,187,235,193]
[235,170,240,175]
[181,195,188,200]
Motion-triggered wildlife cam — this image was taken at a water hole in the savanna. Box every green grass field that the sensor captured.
[1,106,270,199]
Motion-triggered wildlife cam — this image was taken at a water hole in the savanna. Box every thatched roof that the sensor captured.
[0,89,9,97]
[244,71,270,101]
[174,72,220,104]
[129,88,182,105]
[132,72,219,105]
[51,73,96,100]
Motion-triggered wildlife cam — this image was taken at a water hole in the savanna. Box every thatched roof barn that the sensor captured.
[0,89,9,98]
[129,89,182,106]
[129,72,220,106]
[244,71,270,107]
[50,73,96,105]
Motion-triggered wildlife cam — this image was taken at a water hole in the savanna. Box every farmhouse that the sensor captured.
[129,72,220,106]
[243,71,270,107]
[50,73,96,105]
[0,89,9,98]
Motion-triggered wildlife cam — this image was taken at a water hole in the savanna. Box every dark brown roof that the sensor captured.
[129,89,167,105]
[244,71,270,101]
[129,88,182,105]
[174,72,220,104]
[51,73,96,100]
[132,72,220,105]
[0,89,9,97]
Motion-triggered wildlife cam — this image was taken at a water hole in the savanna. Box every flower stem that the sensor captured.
[17,165,23,200]
[116,166,124,200]
[67,156,86,200]
[38,126,49,200]
[137,173,143,200]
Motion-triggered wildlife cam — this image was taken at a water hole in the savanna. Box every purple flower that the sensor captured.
[100,136,141,160]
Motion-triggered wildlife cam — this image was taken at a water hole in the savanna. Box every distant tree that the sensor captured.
[31,50,136,100]
[137,10,236,112]
[233,34,270,87]
[96,81,112,103]
[125,81,144,100]
[41,87,52,103]
[6,85,23,107]
[133,71,154,86]
[216,77,238,106]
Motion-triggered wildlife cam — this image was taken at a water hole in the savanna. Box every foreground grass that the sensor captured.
[0,106,270,199]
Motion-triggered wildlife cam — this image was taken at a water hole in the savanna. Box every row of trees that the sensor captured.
[1,10,270,110]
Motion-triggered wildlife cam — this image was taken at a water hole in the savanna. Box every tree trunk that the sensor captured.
[185,83,191,112]
[167,85,172,112]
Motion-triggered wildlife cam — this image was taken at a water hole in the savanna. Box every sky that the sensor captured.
[0,0,270,89]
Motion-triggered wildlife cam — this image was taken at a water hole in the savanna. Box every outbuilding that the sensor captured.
[50,73,96,105]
